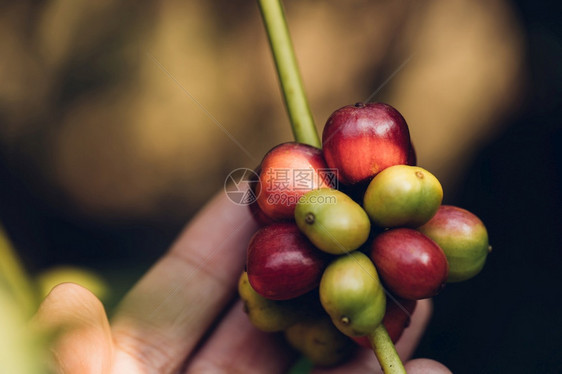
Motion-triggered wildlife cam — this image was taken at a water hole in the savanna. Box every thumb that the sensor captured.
[32,283,113,374]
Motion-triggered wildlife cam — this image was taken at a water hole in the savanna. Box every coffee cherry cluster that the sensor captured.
[239,102,491,367]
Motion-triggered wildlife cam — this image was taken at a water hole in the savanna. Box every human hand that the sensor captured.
[32,192,451,373]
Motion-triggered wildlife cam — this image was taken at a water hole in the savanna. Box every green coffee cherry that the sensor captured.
[418,205,490,282]
[284,315,354,367]
[295,189,370,254]
[363,165,443,228]
[238,272,306,332]
[319,252,386,337]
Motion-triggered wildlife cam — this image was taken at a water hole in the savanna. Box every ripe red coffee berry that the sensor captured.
[322,102,412,185]
[370,228,449,300]
[247,223,329,300]
[257,142,334,221]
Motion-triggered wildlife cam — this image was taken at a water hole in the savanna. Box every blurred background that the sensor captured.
[0,0,560,373]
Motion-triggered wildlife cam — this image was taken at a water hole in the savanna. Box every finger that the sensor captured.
[404,358,452,373]
[311,298,432,374]
[185,300,296,374]
[110,192,259,373]
[32,283,113,374]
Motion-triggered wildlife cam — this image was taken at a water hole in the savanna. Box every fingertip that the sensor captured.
[33,282,113,373]
[34,282,108,329]
[404,358,452,373]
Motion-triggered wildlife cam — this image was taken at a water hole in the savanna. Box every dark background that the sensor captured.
[0,1,560,373]
[415,1,562,372]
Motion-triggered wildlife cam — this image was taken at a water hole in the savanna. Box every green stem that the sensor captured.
[257,0,321,148]
[368,324,406,374]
